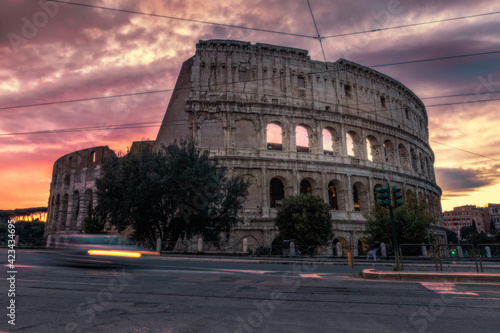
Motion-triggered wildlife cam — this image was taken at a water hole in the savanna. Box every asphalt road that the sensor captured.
[1,249,500,333]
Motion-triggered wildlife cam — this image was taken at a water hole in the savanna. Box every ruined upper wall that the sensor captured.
[156,40,429,147]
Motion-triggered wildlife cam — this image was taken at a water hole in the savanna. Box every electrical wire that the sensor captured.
[48,0,315,39]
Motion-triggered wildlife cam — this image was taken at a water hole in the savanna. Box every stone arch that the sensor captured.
[60,193,69,231]
[270,177,286,208]
[296,124,312,153]
[54,194,60,229]
[299,178,314,195]
[235,119,258,149]
[398,143,409,170]
[322,127,341,156]
[410,148,419,174]
[70,190,80,229]
[366,135,382,162]
[200,118,224,149]
[266,122,284,151]
[383,139,396,165]
[357,237,370,255]
[419,152,427,177]
[63,174,70,190]
[352,181,369,211]
[238,235,260,250]
[327,180,339,210]
[346,130,363,158]
[333,236,349,256]
[406,189,414,199]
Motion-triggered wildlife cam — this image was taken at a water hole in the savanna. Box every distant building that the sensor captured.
[443,204,500,237]
[486,203,500,233]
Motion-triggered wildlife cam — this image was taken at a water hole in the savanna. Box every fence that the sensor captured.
[398,243,500,272]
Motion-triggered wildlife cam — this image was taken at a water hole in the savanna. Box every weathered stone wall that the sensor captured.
[155,40,445,252]
[45,146,116,235]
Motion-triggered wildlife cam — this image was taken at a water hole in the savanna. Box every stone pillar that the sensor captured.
[46,235,52,248]
[421,243,428,257]
[380,242,387,257]
[457,246,463,258]
[336,242,343,257]
[197,238,203,252]
[243,238,248,253]
[156,238,162,252]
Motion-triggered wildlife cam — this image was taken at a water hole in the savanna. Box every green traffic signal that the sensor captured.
[376,185,391,208]
[392,186,403,208]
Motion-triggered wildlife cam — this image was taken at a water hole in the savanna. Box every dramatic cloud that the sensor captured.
[1,0,500,210]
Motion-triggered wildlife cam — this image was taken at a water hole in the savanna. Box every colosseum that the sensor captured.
[45,39,446,254]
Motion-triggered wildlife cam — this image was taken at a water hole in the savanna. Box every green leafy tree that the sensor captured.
[275,194,333,245]
[95,140,249,249]
[490,219,497,235]
[83,204,107,234]
[469,231,489,246]
[446,229,459,244]
[460,225,475,241]
[363,195,436,245]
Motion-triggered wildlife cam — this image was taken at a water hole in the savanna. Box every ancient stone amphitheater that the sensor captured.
[46,40,445,254]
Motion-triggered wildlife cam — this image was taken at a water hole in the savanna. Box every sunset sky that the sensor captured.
[1,0,499,211]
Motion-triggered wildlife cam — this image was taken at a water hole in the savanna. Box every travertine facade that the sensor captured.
[46,40,445,253]
[45,146,116,235]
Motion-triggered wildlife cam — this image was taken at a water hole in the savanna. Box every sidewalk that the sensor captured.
[362,268,500,283]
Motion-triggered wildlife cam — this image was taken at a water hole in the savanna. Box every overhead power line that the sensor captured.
[421,90,500,100]
[48,0,315,39]
[369,50,500,68]
[322,10,500,39]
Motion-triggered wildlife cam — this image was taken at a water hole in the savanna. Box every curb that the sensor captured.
[362,269,500,283]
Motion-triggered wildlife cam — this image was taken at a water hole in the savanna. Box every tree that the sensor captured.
[460,225,475,241]
[490,219,497,235]
[95,140,249,249]
[469,231,489,246]
[446,229,459,244]
[83,204,107,234]
[275,194,333,245]
[363,194,436,245]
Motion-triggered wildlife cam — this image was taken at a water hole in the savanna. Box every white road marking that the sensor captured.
[421,282,478,295]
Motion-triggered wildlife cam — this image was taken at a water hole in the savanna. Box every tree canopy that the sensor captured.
[363,195,436,245]
[274,194,333,245]
[95,140,249,248]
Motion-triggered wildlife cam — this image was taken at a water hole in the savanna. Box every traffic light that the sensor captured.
[376,185,391,208]
[450,249,457,256]
[392,186,403,208]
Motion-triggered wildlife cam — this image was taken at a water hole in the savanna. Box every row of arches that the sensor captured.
[47,189,93,232]
[266,122,434,180]
[267,176,440,216]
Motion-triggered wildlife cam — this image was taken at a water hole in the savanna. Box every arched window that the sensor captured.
[64,174,70,190]
[352,185,360,211]
[411,148,419,173]
[346,132,355,157]
[267,123,283,150]
[328,181,339,210]
[296,125,310,153]
[60,194,69,230]
[323,127,340,155]
[54,195,60,226]
[366,135,381,162]
[398,143,409,169]
[71,191,80,227]
[300,179,312,195]
[383,140,395,165]
[352,182,368,211]
[270,178,285,208]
